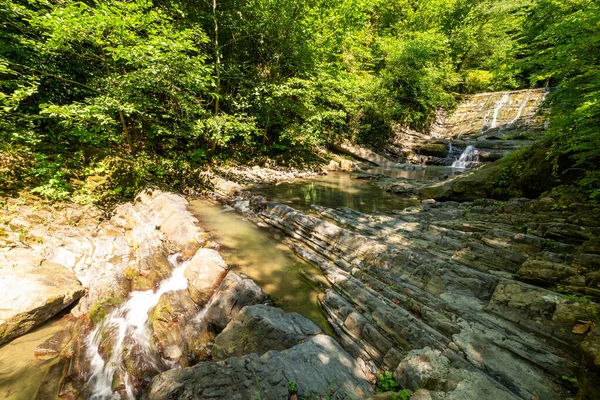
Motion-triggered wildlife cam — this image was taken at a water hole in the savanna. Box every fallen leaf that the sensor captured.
[572,320,595,334]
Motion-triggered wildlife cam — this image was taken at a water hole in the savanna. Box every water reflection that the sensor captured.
[364,165,462,180]
[252,172,419,213]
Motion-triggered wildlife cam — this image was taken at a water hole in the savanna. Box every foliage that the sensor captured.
[487,0,600,203]
[288,381,297,393]
[376,371,400,393]
[0,0,598,204]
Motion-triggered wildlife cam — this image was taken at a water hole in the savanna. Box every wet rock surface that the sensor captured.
[223,190,600,399]
[1,187,371,400]
[379,89,549,167]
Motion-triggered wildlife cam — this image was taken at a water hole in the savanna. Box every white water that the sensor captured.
[507,94,530,128]
[86,254,189,400]
[452,145,479,168]
[489,93,511,130]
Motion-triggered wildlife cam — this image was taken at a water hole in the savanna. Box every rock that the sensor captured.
[150,289,207,366]
[212,304,322,360]
[516,259,578,285]
[146,334,373,399]
[409,389,442,400]
[0,250,85,344]
[210,175,243,197]
[226,191,596,399]
[414,143,449,158]
[394,348,519,399]
[418,162,501,201]
[202,273,266,333]
[582,327,600,371]
[333,142,399,167]
[184,248,228,306]
[325,160,341,171]
[340,158,354,171]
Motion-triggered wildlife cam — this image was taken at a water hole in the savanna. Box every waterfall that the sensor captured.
[86,254,189,400]
[446,142,459,160]
[452,145,479,168]
[489,93,510,130]
[507,94,530,128]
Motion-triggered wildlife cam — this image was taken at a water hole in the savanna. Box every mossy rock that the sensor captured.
[419,163,501,201]
[123,265,140,280]
[89,296,126,324]
[415,143,449,158]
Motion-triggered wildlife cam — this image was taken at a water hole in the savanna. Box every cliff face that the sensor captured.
[387,88,550,166]
[439,88,548,138]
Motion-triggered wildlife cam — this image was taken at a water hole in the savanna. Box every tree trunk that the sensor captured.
[213,0,220,116]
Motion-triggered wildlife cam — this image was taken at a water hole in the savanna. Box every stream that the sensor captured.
[0,165,461,399]
[189,199,331,332]
[0,315,70,399]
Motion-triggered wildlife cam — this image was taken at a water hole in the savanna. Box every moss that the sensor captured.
[89,296,126,324]
[484,141,556,199]
[123,265,140,280]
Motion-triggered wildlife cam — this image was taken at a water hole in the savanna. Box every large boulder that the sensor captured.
[394,348,519,400]
[212,304,321,360]
[0,248,85,344]
[202,273,267,333]
[418,163,501,201]
[146,334,373,399]
[184,248,228,306]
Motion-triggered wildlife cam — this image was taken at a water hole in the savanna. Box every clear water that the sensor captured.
[251,172,420,213]
[0,315,69,400]
[189,199,331,333]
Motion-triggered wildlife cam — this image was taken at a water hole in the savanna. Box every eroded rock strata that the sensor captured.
[223,191,600,399]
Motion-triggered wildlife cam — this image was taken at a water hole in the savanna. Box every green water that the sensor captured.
[0,316,69,400]
[251,171,420,213]
[364,165,461,180]
[189,199,332,333]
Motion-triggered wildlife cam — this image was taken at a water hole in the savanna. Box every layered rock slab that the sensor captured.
[212,304,322,360]
[147,334,372,399]
[0,248,84,345]
[220,191,600,399]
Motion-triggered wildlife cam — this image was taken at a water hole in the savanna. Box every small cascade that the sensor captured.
[488,93,511,130]
[446,142,460,161]
[86,254,189,400]
[507,94,530,128]
[451,145,479,168]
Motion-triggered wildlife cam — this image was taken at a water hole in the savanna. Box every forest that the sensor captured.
[1,0,599,204]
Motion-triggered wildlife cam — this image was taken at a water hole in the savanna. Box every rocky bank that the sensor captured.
[0,189,374,399]
[219,184,600,399]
